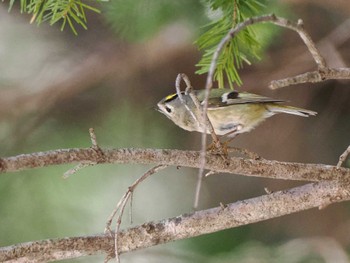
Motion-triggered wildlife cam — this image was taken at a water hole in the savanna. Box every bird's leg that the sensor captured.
[206,139,225,155]
[219,124,242,149]
[220,126,261,160]
[207,125,241,157]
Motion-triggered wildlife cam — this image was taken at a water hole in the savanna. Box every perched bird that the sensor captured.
[157,89,317,138]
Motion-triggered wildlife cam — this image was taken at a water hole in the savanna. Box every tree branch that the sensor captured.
[269,67,350,89]
[1,180,349,262]
[1,148,350,183]
[337,145,350,168]
[105,164,169,263]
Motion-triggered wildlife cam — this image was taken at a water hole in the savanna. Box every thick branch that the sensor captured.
[1,181,349,262]
[0,148,349,182]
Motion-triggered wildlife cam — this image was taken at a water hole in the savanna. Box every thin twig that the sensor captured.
[114,193,130,263]
[176,74,207,209]
[129,192,133,225]
[89,128,99,150]
[193,167,204,209]
[175,74,199,125]
[278,18,327,69]
[337,145,350,168]
[104,164,168,262]
[181,74,222,148]
[175,74,185,102]
[204,170,217,177]
[63,128,100,178]
[176,73,224,209]
[63,162,95,179]
[270,68,350,89]
[175,74,222,146]
[268,18,350,90]
[175,74,224,208]
[268,17,350,89]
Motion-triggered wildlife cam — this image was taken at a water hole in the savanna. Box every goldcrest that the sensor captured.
[157,89,317,137]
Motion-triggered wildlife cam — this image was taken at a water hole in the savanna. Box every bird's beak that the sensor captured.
[151,105,162,113]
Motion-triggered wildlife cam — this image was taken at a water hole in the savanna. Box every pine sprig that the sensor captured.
[7,0,102,35]
[196,0,266,89]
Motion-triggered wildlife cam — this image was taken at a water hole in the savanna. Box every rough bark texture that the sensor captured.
[1,180,349,262]
[0,148,349,182]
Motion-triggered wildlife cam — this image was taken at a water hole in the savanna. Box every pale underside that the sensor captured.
[183,104,274,136]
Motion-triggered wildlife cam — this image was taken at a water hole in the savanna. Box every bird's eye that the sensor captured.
[165,106,172,113]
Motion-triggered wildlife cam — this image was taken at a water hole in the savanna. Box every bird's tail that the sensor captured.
[267,104,317,117]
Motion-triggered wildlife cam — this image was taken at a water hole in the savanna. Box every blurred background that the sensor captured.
[1,0,350,262]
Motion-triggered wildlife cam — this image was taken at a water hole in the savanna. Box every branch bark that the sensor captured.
[269,67,350,89]
[0,148,350,182]
[1,180,349,262]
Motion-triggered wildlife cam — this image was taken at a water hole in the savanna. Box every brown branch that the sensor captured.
[89,128,99,150]
[267,17,350,89]
[104,164,168,263]
[180,74,222,150]
[175,73,225,208]
[0,148,350,182]
[270,67,350,89]
[1,180,349,262]
[63,128,100,178]
[174,73,222,148]
[337,145,350,168]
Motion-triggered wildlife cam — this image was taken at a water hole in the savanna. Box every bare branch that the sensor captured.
[181,74,222,148]
[337,145,350,168]
[175,73,225,208]
[1,148,350,183]
[1,180,350,262]
[270,68,350,89]
[267,21,350,89]
[104,164,168,263]
[63,162,95,179]
[175,74,200,130]
[63,128,100,178]
[89,128,99,150]
[272,18,327,69]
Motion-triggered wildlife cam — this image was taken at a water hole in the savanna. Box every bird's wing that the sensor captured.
[194,90,285,108]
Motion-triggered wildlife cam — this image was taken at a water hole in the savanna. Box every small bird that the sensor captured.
[157,89,317,138]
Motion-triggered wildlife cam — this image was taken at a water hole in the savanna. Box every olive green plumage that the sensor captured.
[157,89,317,137]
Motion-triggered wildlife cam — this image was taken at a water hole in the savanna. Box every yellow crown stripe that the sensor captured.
[165,93,178,101]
